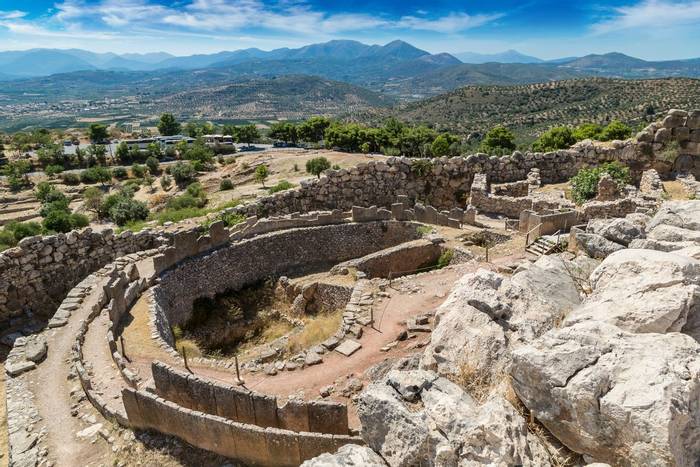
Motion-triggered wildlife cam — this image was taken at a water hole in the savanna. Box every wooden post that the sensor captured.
[485,245,489,263]
[120,336,128,362]
[183,347,192,373]
[235,355,244,385]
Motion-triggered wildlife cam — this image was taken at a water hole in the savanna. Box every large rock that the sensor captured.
[647,224,700,243]
[587,218,643,246]
[300,444,387,466]
[421,256,581,380]
[511,321,700,466]
[358,370,548,466]
[24,335,47,363]
[646,200,700,232]
[565,249,700,336]
[574,232,625,259]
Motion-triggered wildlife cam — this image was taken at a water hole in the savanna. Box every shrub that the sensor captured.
[480,126,516,154]
[305,157,331,178]
[70,213,89,228]
[254,164,269,186]
[131,164,146,179]
[293,163,299,172]
[219,178,234,191]
[3,221,42,244]
[436,249,454,269]
[80,166,111,185]
[599,120,633,141]
[61,173,80,185]
[39,198,70,218]
[111,167,128,180]
[35,181,60,203]
[43,209,73,233]
[411,159,433,177]
[160,174,173,190]
[570,162,630,204]
[45,165,64,177]
[332,164,341,170]
[532,127,576,152]
[572,123,603,141]
[108,197,149,226]
[83,186,104,215]
[268,180,295,194]
[171,162,197,186]
[146,156,160,175]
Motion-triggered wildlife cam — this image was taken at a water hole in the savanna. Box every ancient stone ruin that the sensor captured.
[2,109,700,467]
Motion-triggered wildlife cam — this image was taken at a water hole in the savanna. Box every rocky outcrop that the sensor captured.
[356,369,548,467]
[565,249,700,335]
[511,321,700,466]
[300,444,387,466]
[573,232,626,259]
[420,255,582,382]
[586,218,643,246]
[511,200,700,465]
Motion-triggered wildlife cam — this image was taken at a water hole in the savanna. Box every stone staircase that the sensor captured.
[525,236,558,258]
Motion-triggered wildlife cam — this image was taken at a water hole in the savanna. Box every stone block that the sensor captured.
[424,205,438,224]
[298,432,337,462]
[436,212,449,226]
[212,383,238,421]
[335,339,362,356]
[278,399,310,432]
[351,206,378,222]
[391,203,405,221]
[231,422,269,466]
[414,203,427,223]
[233,388,256,424]
[307,401,348,435]
[265,428,301,467]
[253,393,279,428]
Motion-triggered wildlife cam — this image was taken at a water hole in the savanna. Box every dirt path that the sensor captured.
[27,276,113,466]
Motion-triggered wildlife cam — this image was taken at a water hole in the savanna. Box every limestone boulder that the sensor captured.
[300,444,387,466]
[646,200,700,232]
[510,321,700,466]
[587,218,643,246]
[628,238,696,252]
[647,224,700,243]
[421,256,581,380]
[574,232,625,259]
[565,249,700,335]
[358,370,549,467]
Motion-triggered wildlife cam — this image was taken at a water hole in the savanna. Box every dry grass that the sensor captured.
[286,310,342,354]
[175,338,202,358]
[663,180,692,200]
[503,378,582,467]
[237,319,295,353]
[452,362,493,404]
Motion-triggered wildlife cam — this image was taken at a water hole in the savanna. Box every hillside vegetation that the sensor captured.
[392,77,700,137]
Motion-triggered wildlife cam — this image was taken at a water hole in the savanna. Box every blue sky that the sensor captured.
[0,0,699,59]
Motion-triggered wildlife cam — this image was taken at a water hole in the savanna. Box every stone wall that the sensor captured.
[122,387,363,467]
[152,221,421,347]
[152,362,349,435]
[469,173,568,218]
[0,228,166,327]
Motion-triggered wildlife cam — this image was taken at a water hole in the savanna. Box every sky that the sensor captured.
[0,0,699,60]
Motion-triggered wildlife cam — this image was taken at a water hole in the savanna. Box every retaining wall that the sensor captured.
[122,387,363,467]
[330,239,445,278]
[152,221,421,346]
[151,362,349,435]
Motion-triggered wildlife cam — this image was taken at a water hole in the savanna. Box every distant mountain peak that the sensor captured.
[455,50,543,64]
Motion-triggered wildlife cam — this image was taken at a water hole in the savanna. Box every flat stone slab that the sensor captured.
[5,360,36,377]
[48,317,68,328]
[305,352,323,366]
[322,336,340,350]
[25,336,47,363]
[335,339,362,357]
[76,423,103,439]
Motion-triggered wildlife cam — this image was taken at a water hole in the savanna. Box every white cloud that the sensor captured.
[52,0,500,35]
[592,0,700,34]
[398,12,504,33]
[0,10,27,20]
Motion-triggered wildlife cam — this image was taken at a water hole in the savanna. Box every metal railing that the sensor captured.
[525,222,543,247]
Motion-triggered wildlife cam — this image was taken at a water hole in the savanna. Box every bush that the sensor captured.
[146,157,160,177]
[70,213,89,228]
[572,123,604,141]
[171,162,197,186]
[131,164,146,179]
[532,127,576,152]
[111,167,128,180]
[219,178,234,191]
[61,172,80,185]
[305,157,331,178]
[45,165,64,176]
[570,162,631,204]
[109,197,149,226]
[160,174,173,190]
[42,209,73,233]
[436,249,454,269]
[599,120,633,141]
[80,166,111,185]
[480,126,516,154]
[254,164,269,186]
[268,180,295,194]
[83,186,104,215]
[4,221,42,243]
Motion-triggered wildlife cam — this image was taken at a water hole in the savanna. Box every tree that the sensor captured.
[83,187,104,215]
[86,144,107,166]
[158,113,181,136]
[238,124,260,147]
[572,123,604,141]
[269,122,298,145]
[305,157,331,178]
[480,126,516,154]
[570,162,630,204]
[87,124,108,143]
[145,156,160,174]
[254,164,269,187]
[80,166,112,186]
[170,161,197,186]
[4,160,31,192]
[115,141,131,164]
[532,127,576,152]
[297,117,330,143]
[599,120,633,141]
